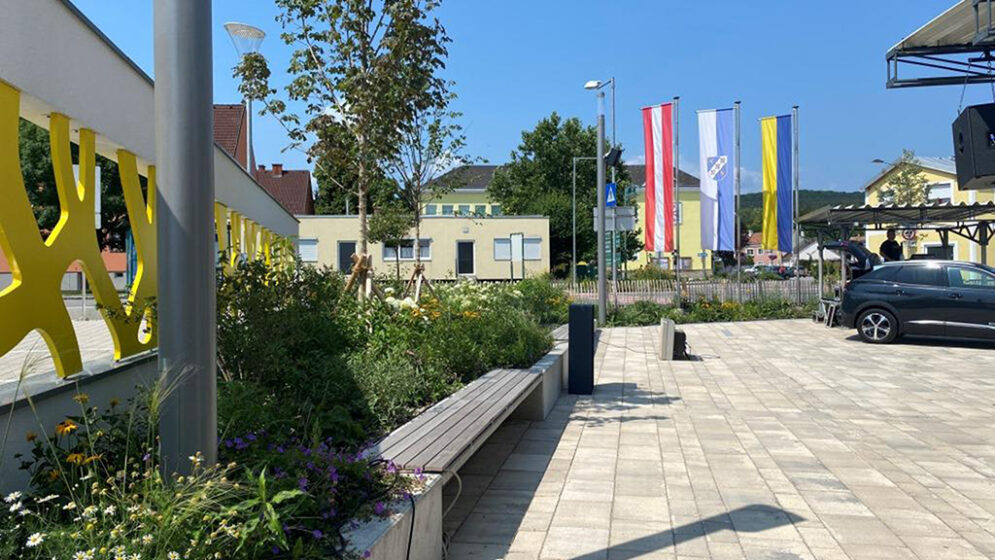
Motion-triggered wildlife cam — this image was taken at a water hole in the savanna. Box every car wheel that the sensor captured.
[857,309,898,344]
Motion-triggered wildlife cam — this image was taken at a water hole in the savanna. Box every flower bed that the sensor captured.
[609,298,817,327]
[1,261,568,559]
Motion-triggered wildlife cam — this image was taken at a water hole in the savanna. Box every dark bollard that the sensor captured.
[568,303,595,395]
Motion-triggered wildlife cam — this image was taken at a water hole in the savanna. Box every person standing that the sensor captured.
[879,228,903,262]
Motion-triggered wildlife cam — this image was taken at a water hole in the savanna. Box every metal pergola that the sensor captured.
[888,0,995,88]
[799,201,995,323]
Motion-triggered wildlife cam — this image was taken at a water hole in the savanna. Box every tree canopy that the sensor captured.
[487,113,629,274]
[879,149,931,206]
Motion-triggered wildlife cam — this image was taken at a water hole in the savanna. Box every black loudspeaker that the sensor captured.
[567,303,595,395]
[953,103,995,191]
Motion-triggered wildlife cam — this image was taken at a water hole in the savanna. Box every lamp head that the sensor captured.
[584,80,602,90]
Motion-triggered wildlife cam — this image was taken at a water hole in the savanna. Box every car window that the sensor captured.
[947,267,995,289]
[860,266,898,282]
[893,265,945,287]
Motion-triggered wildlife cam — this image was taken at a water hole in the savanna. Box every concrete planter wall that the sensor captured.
[0,353,157,493]
[342,474,443,560]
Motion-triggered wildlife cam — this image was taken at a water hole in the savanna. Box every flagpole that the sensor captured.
[735,101,742,304]
[793,105,800,304]
[673,96,681,307]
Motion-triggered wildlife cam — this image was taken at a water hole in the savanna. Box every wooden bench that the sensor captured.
[366,344,566,476]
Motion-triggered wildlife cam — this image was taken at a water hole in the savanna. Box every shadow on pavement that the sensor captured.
[570,505,806,560]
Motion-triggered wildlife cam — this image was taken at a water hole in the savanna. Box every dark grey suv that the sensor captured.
[840,261,995,343]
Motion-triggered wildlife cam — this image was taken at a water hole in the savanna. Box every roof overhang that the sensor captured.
[887,0,995,89]
[799,201,995,229]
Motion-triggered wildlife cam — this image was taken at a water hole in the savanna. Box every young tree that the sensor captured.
[880,149,931,206]
[385,93,473,268]
[234,0,450,258]
[368,203,415,282]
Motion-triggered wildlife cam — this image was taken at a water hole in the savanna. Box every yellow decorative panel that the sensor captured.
[0,81,285,378]
[0,82,155,377]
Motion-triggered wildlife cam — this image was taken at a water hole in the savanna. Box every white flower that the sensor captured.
[82,505,98,519]
[130,554,142,560]
[25,532,44,547]
[167,552,180,560]
[141,534,153,545]
[73,551,94,560]
[127,504,140,513]
[63,501,77,510]
[104,505,116,516]
[4,491,21,503]
[188,454,203,468]
[36,494,59,503]
[8,501,22,513]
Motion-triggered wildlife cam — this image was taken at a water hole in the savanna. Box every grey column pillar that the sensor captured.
[154,0,217,473]
[596,93,607,325]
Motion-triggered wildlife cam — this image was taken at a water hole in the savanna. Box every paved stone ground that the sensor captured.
[0,320,114,385]
[443,319,995,560]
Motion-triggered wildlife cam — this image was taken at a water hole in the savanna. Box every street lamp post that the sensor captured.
[585,79,617,322]
[572,156,596,285]
[155,0,217,473]
[224,23,266,174]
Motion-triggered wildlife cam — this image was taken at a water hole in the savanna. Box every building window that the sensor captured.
[299,238,318,263]
[458,204,470,216]
[524,238,542,261]
[494,238,511,261]
[747,249,754,255]
[929,182,952,204]
[674,202,684,225]
[338,241,356,273]
[474,204,487,216]
[383,239,431,261]
[441,204,454,216]
[424,204,437,216]
[491,204,502,216]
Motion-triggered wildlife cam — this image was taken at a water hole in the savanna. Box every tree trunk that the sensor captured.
[357,135,369,257]
[396,244,401,283]
[414,209,422,268]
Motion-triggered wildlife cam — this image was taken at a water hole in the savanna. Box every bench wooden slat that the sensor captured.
[369,369,508,459]
[386,370,526,470]
[411,372,540,473]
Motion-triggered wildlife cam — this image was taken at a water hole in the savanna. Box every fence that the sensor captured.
[557,277,822,305]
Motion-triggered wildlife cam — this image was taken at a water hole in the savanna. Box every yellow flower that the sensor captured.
[55,420,78,436]
[66,453,86,465]
[48,470,59,481]
[72,393,90,405]
[25,431,37,442]
[83,454,103,465]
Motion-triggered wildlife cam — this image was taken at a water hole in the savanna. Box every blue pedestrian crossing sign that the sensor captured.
[606,182,617,207]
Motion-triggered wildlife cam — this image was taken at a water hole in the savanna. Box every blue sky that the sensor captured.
[72,0,991,192]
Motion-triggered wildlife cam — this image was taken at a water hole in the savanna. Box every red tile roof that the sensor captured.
[255,164,315,215]
[213,104,252,169]
[0,251,127,274]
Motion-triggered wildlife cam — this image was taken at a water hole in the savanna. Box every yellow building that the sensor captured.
[628,168,711,271]
[297,215,549,281]
[864,156,995,263]
[422,164,713,272]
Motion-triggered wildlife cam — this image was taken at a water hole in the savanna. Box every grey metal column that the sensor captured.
[981,222,990,265]
[572,158,577,286]
[734,101,742,303]
[597,92,607,325]
[792,106,801,304]
[155,0,217,473]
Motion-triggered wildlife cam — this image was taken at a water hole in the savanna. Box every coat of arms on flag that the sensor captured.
[707,155,728,181]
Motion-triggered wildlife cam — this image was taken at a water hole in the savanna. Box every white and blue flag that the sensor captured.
[698,108,736,252]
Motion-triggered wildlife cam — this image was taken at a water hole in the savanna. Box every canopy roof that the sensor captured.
[799,201,995,230]
[887,0,995,88]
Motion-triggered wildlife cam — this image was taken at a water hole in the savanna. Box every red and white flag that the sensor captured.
[641,103,674,253]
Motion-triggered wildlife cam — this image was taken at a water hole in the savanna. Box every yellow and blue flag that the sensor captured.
[761,115,793,253]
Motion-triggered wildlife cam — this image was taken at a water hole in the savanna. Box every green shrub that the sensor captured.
[516,274,570,325]
[630,264,675,280]
[609,298,815,326]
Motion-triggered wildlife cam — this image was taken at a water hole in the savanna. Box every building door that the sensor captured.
[338,241,357,274]
[457,241,475,276]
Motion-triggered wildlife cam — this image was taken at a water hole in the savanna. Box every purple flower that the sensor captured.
[374,501,386,516]
[311,529,323,540]
[363,551,371,559]
[386,462,398,475]
[298,477,309,491]
[246,432,257,441]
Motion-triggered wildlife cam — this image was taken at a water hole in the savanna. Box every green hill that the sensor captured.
[739,189,863,211]
[738,189,863,232]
